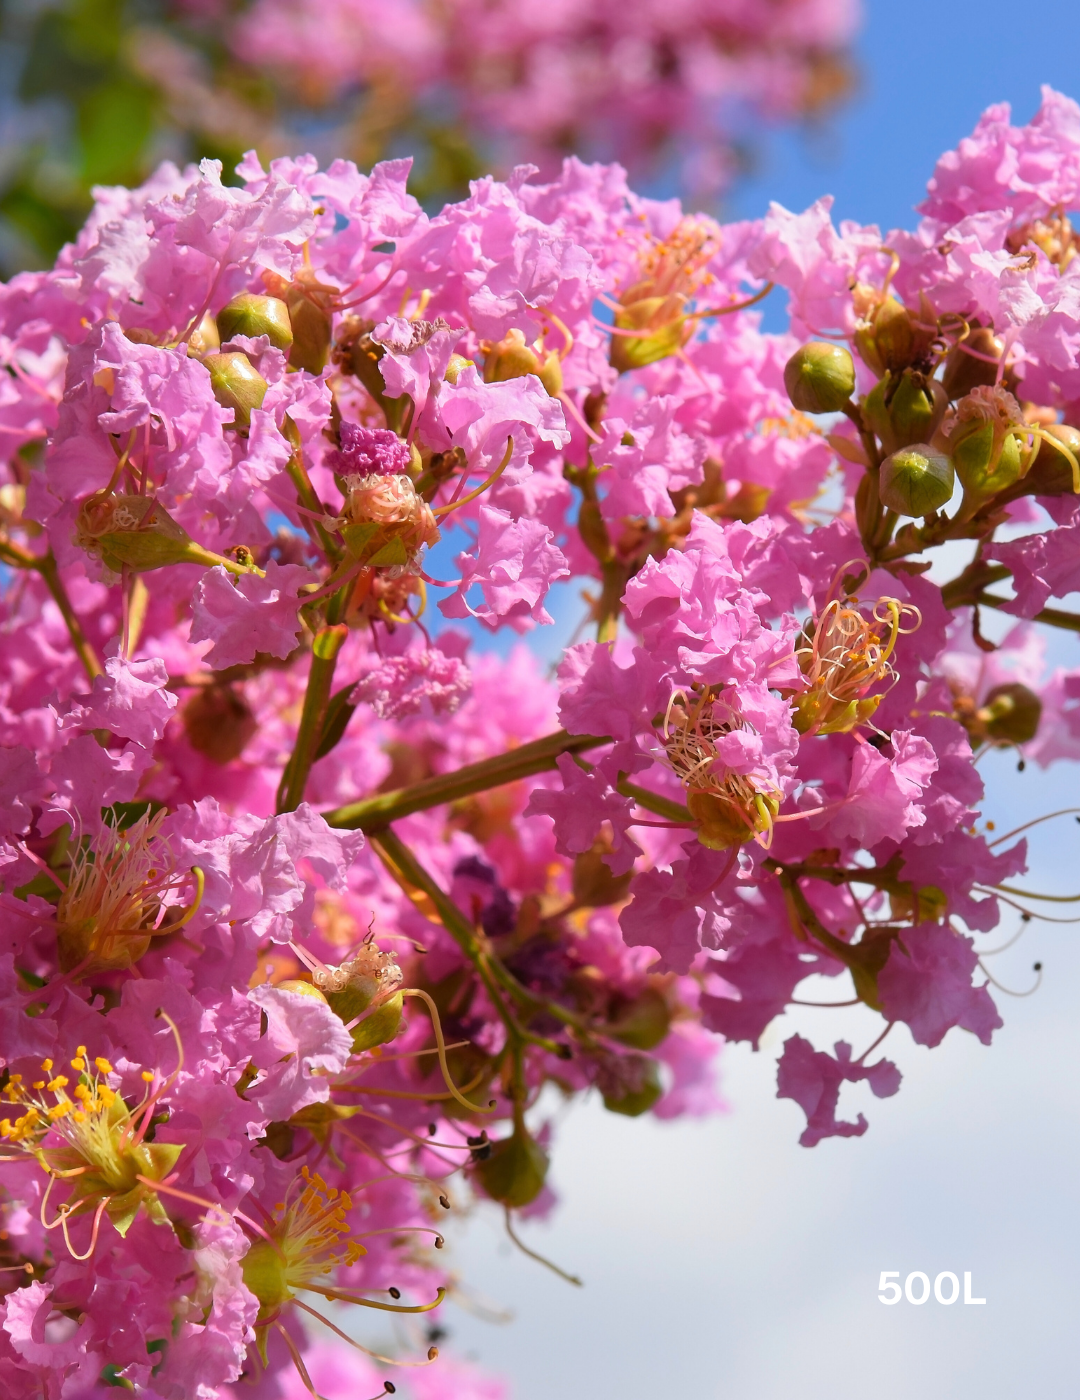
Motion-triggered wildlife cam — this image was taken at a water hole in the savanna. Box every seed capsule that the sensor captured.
[783,342,856,414]
[878,445,955,516]
[217,293,294,353]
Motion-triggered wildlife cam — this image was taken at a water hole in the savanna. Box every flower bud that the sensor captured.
[341,473,440,569]
[783,342,855,414]
[606,987,671,1051]
[610,293,688,373]
[941,328,1005,401]
[863,370,947,454]
[186,311,220,357]
[182,684,257,764]
[1022,423,1080,495]
[444,353,475,385]
[217,293,294,353]
[75,493,229,577]
[203,352,268,431]
[266,269,335,374]
[879,445,955,517]
[571,838,633,908]
[482,329,563,398]
[474,1125,549,1207]
[275,980,329,1002]
[980,682,1042,745]
[602,1057,663,1117]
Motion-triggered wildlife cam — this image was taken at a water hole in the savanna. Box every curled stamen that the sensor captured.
[293,1297,440,1368]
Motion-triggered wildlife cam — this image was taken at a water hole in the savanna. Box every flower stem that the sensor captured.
[36,551,103,681]
[276,622,349,812]
[322,730,609,832]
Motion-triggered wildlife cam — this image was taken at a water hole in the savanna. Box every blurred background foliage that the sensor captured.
[0,0,857,275]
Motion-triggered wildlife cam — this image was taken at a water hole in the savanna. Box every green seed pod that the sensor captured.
[217,294,294,353]
[275,980,328,1002]
[941,328,1004,401]
[203,352,269,431]
[980,682,1042,745]
[474,1125,549,1207]
[878,445,955,517]
[571,839,633,908]
[783,342,856,414]
[74,493,243,577]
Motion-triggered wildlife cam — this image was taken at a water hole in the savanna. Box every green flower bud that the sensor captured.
[606,987,671,1051]
[444,353,475,385]
[602,1058,663,1117]
[474,1125,549,1207]
[1023,423,1080,495]
[217,294,294,353]
[951,417,1024,498]
[864,370,948,454]
[980,682,1042,745]
[610,294,689,373]
[74,493,244,578]
[783,342,856,414]
[203,352,268,431]
[878,445,955,517]
[941,327,1004,401]
[186,311,220,357]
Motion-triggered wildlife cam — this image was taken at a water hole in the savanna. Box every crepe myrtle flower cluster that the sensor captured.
[1,87,1080,1395]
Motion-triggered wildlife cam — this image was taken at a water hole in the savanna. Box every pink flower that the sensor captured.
[441,505,569,629]
[190,561,309,668]
[877,922,1003,1048]
[353,647,472,719]
[247,983,354,1119]
[776,1037,902,1148]
[57,654,177,749]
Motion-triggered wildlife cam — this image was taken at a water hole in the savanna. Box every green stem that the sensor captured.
[276,623,349,812]
[979,593,1080,634]
[371,829,582,1057]
[616,776,693,824]
[282,416,341,562]
[322,730,609,832]
[36,550,103,681]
